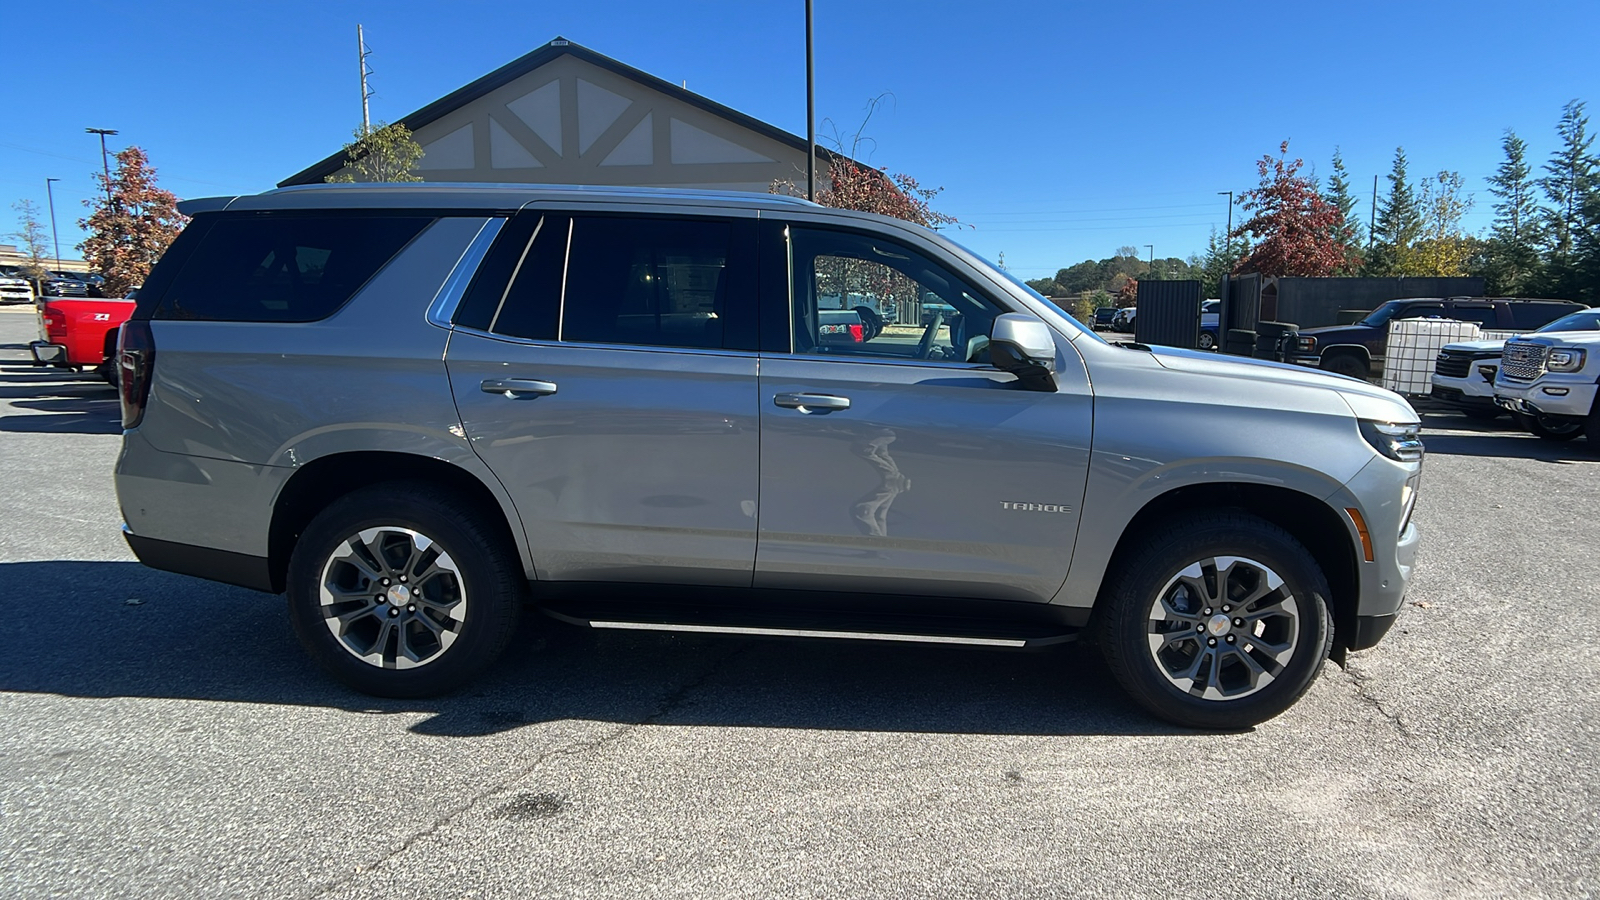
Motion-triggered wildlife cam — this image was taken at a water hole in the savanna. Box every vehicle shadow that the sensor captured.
[1419,410,1595,462]
[0,560,1188,738]
[0,365,120,434]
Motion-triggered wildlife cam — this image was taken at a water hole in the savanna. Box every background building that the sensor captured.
[282,37,834,193]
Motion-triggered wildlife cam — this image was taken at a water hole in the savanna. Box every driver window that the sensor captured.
[790,227,1001,362]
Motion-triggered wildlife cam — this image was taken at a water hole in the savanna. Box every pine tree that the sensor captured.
[1324,148,1363,272]
[78,147,188,299]
[1539,100,1595,260]
[1482,130,1541,294]
[1370,147,1422,275]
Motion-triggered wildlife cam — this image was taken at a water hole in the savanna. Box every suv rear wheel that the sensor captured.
[1097,511,1333,729]
[286,481,523,697]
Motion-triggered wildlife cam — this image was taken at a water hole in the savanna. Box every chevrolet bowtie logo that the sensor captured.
[1000,502,1073,513]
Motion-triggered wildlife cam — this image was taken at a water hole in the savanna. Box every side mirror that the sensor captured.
[990,313,1058,392]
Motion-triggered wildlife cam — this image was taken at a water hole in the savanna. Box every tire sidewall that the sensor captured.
[286,486,518,698]
[1101,515,1333,729]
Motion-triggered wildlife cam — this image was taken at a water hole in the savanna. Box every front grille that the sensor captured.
[1501,341,1547,381]
[1434,350,1474,378]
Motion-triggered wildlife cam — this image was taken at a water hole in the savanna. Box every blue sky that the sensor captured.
[4,0,1597,279]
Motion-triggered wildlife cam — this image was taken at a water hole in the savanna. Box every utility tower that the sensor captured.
[358,25,374,134]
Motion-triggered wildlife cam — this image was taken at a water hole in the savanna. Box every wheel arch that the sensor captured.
[267,451,531,593]
[1319,344,1372,367]
[1089,482,1361,654]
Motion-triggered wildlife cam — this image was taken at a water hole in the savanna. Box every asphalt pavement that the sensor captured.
[1,304,1596,899]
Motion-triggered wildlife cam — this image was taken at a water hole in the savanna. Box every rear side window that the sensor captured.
[561,216,734,350]
[1510,303,1577,330]
[1450,305,1497,327]
[154,214,432,322]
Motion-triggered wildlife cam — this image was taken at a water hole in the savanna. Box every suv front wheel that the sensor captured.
[1097,512,1333,729]
[286,481,523,697]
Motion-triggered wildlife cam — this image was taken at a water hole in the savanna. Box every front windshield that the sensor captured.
[1357,300,1407,327]
[1536,309,1600,332]
[950,240,1107,344]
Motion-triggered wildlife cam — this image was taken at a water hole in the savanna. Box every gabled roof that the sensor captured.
[280,36,840,187]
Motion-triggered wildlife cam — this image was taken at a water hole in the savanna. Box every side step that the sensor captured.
[587,620,1044,648]
[539,596,1082,650]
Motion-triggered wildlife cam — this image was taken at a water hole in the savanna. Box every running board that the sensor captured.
[588,620,1044,647]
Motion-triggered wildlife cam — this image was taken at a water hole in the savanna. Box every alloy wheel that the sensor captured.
[318,526,469,670]
[1145,556,1301,701]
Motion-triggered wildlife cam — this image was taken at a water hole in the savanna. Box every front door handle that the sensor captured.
[773,392,851,414]
[482,378,558,397]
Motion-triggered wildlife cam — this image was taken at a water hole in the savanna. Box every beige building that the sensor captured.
[282,37,835,192]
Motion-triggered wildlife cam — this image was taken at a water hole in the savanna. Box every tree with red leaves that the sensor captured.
[79,147,188,298]
[1232,141,1356,278]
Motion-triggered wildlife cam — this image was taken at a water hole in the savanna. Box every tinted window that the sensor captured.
[155,214,431,322]
[1511,303,1580,330]
[790,228,1002,362]
[561,217,732,349]
[1394,304,1445,321]
[1450,305,1497,327]
[454,214,567,340]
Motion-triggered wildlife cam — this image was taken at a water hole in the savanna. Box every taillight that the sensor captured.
[849,324,864,342]
[42,309,65,337]
[117,321,156,429]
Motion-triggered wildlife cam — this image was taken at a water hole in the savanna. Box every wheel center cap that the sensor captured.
[1207,613,1231,637]
[386,584,412,606]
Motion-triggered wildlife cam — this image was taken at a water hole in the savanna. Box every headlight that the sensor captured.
[1547,349,1586,372]
[1299,336,1317,351]
[1359,420,1424,462]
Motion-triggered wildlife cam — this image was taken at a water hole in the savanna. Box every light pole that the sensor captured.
[1145,244,1154,279]
[1217,190,1233,243]
[86,128,118,206]
[805,0,816,201]
[44,178,62,274]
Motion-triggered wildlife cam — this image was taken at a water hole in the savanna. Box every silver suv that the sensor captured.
[113,185,1422,728]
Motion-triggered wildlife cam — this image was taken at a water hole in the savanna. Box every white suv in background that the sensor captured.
[1433,308,1600,419]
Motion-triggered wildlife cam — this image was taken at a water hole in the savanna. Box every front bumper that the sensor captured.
[29,341,66,366]
[1493,377,1597,419]
[1326,452,1422,639]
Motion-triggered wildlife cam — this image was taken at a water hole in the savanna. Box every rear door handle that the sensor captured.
[773,392,850,413]
[481,378,558,397]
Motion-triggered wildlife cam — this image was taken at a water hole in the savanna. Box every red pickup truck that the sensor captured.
[30,296,136,383]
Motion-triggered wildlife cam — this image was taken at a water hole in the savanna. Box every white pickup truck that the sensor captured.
[1493,326,1600,445]
[1434,307,1600,418]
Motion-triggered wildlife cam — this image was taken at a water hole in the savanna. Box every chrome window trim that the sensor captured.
[424,217,505,328]
[447,327,759,359]
[445,326,991,370]
[779,351,995,371]
[486,215,544,334]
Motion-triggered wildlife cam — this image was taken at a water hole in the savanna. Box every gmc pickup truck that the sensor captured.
[30,296,135,383]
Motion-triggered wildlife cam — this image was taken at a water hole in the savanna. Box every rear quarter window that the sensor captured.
[152,214,433,322]
[1510,302,1582,330]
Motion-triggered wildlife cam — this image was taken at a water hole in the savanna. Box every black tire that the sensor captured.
[1524,414,1583,442]
[1198,331,1217,351]
[1586,408,1600,448]
[1321,353,1369,381]
[286,480,524,697]
[1096,511,1333,729]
